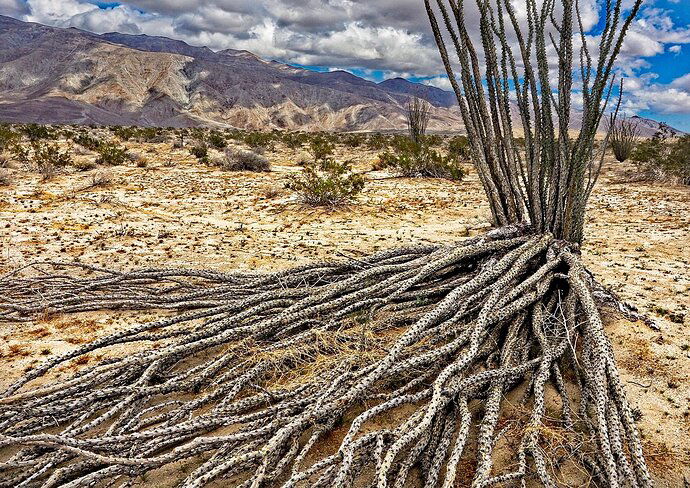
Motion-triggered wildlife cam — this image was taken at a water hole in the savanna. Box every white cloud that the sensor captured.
[669,45,682,54]
[0,0,29,16]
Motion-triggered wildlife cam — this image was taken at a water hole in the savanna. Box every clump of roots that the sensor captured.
[0,225,651,487]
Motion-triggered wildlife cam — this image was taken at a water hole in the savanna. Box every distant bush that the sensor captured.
[112,126,137,141]
[189,143,209,162]
[378,137,465,180]
[30,141,71,180]
[286,158,364,206]
[96,142,129,166]
[343,133,365,148]
[0,125,18,151]
[447,135,471,162]
[365,133,389,151]
[22,124,56,141]
[73,133,102,151]
[630,134,690,185]
[244,131,275,150]
[218,148,270,172]
[207,131,227,149]
[309,136,336,162]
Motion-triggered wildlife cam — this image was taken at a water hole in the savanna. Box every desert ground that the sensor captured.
[0,134,689,486]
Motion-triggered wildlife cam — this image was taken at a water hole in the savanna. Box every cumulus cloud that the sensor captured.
[0,0,30,16]
[1,0,688,119]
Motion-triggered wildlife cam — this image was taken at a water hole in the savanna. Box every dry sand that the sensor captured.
[1,140,689,485]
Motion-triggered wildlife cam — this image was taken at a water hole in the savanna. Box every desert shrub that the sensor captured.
[29,141,71,180]
[378,137,465,180]
[630,134,690,184]
[0,125,18,151]
[665,135,690,184]
[74,159,99,172]
[189,143,209,163]
[208,131,227,149]
[10,143,30,166]
[0,154,9,168]
[218,148,270,172]
[134,127,162,143]
[96,142,129,166]
[447,135,471,161]
[343,133,365,148]
[87,170,113,188]
[425,134,443,147]
[0,168,11,186]
[22,124,55,141]
[309,136,335,162]
[31,141,72,168]
[73,133,102,151]
[281,132,306,149]
[112,126,136,141]
[286,158,364,206]
[244,132,275,150]
[607,115,639,162]
[366,133,389,150]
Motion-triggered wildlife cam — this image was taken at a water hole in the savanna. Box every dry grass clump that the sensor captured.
[0,168,11,186]
[218,147,270,172]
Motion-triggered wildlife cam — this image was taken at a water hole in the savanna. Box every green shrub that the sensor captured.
[96,142,129,166]
[73,133,102,151]
[378,137,465,180]
[630,135,690,185]
[286,158,365,206]
[22,124,55,141]
[366,133,389,150]
[208,131,227,149]
[218,148,270,172]
[30,141,71,179]
[309,136,335,162]
[447,135,471,161]
[31,141,72,167]
[0,125,18,151]
[112,126,136,141]
[189,143,209,162]
[244,131,275,150]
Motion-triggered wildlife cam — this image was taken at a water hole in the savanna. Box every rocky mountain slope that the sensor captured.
[0,15,463,130]
[0,14,683,135]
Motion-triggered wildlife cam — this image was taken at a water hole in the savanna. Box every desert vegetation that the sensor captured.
[0,0,688,484]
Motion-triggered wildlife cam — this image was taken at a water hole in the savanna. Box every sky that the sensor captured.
[0,0,689,131]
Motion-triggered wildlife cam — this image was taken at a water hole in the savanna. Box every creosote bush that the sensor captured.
[96,142,129,166]
[208,130,227,149]
[189,142,209,163]
[378,137,465,180]
[218,147,270,172]
[30,140,72,179]
[286,157,364,206]
[631,134,690,184]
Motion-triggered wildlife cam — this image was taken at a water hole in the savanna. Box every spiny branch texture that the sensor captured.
[0,226,651,487]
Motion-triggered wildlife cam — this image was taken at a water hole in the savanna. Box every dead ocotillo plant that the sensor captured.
[0,1,650,488]
[607,114,640,162]
[406,96,431,144]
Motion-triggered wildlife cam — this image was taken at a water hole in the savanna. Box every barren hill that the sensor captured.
[0,15,683,135]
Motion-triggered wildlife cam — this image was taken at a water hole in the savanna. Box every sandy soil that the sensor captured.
[1,139,689,485]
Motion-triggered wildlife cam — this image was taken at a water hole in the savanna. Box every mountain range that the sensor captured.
[0,14,682,135]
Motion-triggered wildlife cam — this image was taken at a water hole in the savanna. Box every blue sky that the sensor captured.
[1,0,689,130]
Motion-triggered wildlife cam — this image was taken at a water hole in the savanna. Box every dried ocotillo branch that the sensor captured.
[0,227,651,487]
